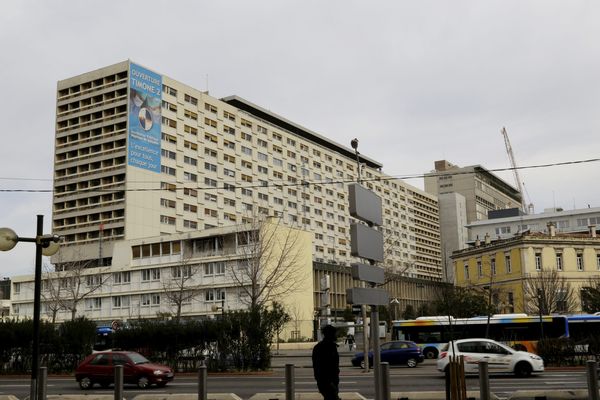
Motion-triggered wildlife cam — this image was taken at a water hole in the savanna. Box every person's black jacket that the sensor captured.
[312,339,340,384]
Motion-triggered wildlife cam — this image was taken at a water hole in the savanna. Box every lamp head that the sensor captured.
[0,228,18,251]
[350,138,359,150]
[42,241,60,256]
[39,234,61,256]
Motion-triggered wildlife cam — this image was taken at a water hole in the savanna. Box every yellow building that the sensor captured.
[452,227,600,313]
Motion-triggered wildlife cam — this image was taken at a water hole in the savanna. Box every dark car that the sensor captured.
[351,340,424,368]
[75,351,174,389]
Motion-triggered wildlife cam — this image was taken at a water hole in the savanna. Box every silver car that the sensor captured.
[436,338,544,378]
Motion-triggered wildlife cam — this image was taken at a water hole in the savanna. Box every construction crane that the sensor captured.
[501,127,528,213]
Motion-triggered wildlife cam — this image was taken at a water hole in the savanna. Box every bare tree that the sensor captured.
[581,276,600,313]
[228,216,308,309]
[51,256,111,320]
[288,303,306,341]
[524,268,577,314]
[41,263,68,323]
[160,257,205,323]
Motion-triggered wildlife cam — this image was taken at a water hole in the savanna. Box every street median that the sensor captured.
[390,392,500,399]
[249,392,366,400]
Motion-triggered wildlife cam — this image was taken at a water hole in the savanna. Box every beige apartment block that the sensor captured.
[424,160,522,282]
[52,60,441,281]
[5,61,446,331]
[451,228,600,314]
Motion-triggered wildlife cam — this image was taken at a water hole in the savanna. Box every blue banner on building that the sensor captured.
[128,63,162,173]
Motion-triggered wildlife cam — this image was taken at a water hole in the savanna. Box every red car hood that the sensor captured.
[136,363,172,372]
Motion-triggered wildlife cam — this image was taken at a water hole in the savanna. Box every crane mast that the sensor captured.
[501,127,527,212]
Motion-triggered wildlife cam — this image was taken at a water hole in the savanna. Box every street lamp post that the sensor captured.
[0,215,61,400]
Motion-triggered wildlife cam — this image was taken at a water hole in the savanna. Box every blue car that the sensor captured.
[351,340,424,368]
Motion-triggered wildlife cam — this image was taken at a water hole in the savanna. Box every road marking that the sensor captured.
[294,381,357,385]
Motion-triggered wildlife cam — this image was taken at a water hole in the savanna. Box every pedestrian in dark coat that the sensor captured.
[312,325,340,400]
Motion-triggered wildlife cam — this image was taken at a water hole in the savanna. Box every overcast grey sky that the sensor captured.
[1,1,599,278]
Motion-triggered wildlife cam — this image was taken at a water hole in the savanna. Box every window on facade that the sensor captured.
[577,253,584,271]
[204,103,217,113]
[464,264,469,279]
[161,165,176,176]
[161,182,176,192]
[556,253,563,271]
[112,295,130,309]
[204,178,217,187]
[184,94,198,105]
[184,110,198,121]
[160,198,176,208]
[205,117,217,128]
[113,271,131,284]
[161,115,178,129]
[505,255,512,273]
[184,188,198,197]
[204,162,217,172]
[184,156,197,166]
[223,140,235,150]
[184,172,197,182]
[184,124,198,136]
[162,132,177,144]
[183,203,197,213]
[535,253,542,271]
[205,148,217,158]
[160,215,176,225]
[183,220,197,229]
[182,139,198,150]
[161,149,176,160]
[162,85,177,96]
[85,297,102,310]
[204,261,226,276]
[172,266,192,279]
[241,132,252,142]
[240,174,252,183]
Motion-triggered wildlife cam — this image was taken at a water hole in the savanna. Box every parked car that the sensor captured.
[436,338,544,378]
[75,351,174,389]
[351,340,424,368]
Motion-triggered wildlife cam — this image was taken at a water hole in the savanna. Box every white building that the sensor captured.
[468,206,600,241]
[11,220,316,339]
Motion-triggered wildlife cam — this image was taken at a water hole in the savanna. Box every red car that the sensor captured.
[75,351,174,389]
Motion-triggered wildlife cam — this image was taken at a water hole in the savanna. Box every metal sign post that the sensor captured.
[347,177,388,400]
